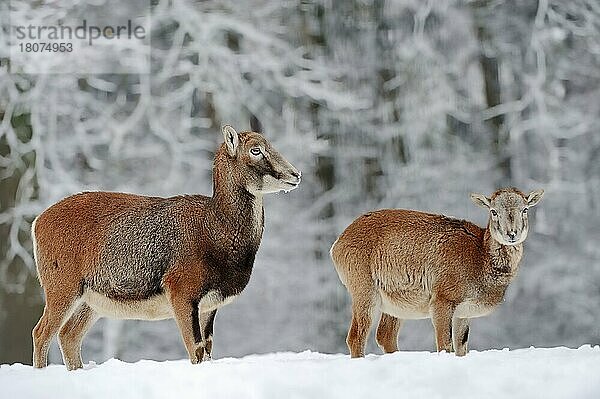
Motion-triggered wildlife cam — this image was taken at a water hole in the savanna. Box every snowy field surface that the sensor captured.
[2,346,599,399]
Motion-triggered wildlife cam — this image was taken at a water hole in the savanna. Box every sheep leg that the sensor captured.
[376,313,403,354]
[200,310,217,361]
[347,289,375,358]
[430,299,455,353]
[33,290,79,368]
[169,294,204,364]
[58,303,99,370]
[452,317,470,356]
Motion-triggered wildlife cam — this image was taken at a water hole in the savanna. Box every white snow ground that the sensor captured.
[1,346,599,399]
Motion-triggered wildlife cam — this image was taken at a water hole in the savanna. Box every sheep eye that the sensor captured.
[250,147,262,157]
[490,209,498,217]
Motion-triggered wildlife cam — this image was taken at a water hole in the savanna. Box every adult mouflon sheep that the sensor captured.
[32,125,301,369]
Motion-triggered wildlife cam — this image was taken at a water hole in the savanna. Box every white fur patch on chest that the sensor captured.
[82,290,173,320]
[199,290,239,312]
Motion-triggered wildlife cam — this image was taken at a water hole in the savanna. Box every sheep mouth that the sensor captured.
[279,179,300,192]
[503,237,522,245]
[280,175,301,187]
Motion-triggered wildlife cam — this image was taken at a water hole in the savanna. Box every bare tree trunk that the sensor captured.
[0,112,44,365]
[369,0,406,197]
[300,2,336,228]
[471,1,511,185]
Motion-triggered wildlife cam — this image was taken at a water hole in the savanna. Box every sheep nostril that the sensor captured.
[291,170,301,179]
[507,231,517,240]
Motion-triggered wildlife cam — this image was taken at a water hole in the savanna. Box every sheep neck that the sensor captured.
[209,150,264,243]
[483,227,523,283]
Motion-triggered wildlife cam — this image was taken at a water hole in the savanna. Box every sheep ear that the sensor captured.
[222,125,239,157]
[470,193,491,209]
[527,189,544,207]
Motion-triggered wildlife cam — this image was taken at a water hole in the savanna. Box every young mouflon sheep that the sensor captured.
[331,187,544,357]
[32,125,301,370]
